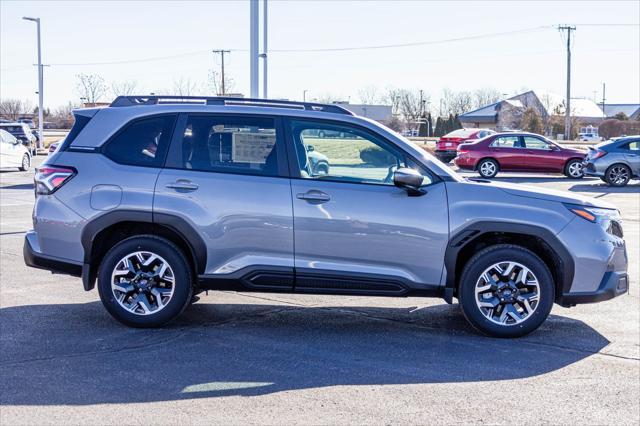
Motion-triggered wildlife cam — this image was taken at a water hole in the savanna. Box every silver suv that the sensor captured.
[24,96,629,337]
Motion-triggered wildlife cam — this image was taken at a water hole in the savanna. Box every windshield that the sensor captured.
[0,126,25,135]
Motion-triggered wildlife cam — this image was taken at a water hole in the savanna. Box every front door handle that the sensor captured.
[297,190,330,203]
[165,179,199,191]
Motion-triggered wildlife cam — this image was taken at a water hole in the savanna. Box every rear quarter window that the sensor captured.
[103,115,177,167]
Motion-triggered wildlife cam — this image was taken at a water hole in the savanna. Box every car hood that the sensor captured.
[466,179,616,209]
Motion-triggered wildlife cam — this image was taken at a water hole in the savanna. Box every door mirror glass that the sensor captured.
[393,167,426,196]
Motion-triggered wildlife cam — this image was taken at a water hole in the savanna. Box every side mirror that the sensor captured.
[306,144,315,152]
[393,167,426,196]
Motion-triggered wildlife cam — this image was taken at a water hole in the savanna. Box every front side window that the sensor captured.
[104,115,176,167]
[523,136,551,150]
[171,115,280,176]
[490,136,520,148]
[290,120,424,185]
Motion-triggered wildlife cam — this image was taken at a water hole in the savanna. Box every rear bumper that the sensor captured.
[582,160,606,177]
[435,150,457,163]
[23,231,82,277]
[558,271,629,306]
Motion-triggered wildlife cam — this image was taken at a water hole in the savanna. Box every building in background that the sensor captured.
[333,102,393,122]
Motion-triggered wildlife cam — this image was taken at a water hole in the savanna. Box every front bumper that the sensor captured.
[558,271,629,306]
[23,231,82,277]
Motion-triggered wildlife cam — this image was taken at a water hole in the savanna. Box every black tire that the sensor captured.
[458,244,555,338]
[477,158,499,178]
[604,164,631,187]
[599,176,607,183]
[316,162,329,175]
[97,235,193,328]
[318,130,326,138]
[18,154,30,172]
[564,158,584,179]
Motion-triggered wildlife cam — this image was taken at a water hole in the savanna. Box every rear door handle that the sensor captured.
[165,179,199,191]
[296,190,330,203]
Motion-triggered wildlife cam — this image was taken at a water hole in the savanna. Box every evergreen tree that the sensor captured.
[434,117,443,137]
[427,113,434,137]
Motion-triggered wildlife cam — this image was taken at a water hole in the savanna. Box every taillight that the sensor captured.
[34,166,76,195]
[458,150,469,154]
[592,149,607,159]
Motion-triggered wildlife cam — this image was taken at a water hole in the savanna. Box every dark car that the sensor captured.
[435,128,495,163]
[454,132,586,179]
[0,123,37,155]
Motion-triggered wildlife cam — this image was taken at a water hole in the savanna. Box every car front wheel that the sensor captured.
[97,235,193,328]
[458,244,554,338]
[605,164,631,187]
[477,158,499,178]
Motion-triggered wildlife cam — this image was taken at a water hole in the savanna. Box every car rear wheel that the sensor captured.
[605,164,631,187]
[315,162,329,175]
[564,159,584,179]
[477,158,499,178]
[97,235,193,328]
[19,154,30,171]
[458,244,554,338]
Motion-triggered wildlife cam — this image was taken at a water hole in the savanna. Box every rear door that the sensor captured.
[0,131,10,168]
[622,139,640,174]
[154,113,294,289]
[488,135,523,170]
[521,136,563,172]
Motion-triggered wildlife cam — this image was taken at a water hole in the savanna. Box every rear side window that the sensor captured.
[166,115,280,177]
[622,141,639,151]
[104,115,176,167]
[490,136,520,148]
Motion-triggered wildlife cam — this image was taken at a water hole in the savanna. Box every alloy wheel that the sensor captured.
[111,251,175,315]
[568,161,583,178]
[474,261,540,326]
[21,155,30,170]
[607,165,629,185]
[480,161,496,177]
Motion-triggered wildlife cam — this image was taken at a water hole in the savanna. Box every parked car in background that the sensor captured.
[578,132,604,142]
[305,144,330,175]
[455,132,586,179]
[583,136,640,186]
[435,128,495,163]
[0,122,37,155]
[48,140,61,155]
[0,129,31,171]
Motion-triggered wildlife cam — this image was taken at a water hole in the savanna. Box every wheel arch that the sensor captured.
[444,222,574,305]
[80,210,207,291]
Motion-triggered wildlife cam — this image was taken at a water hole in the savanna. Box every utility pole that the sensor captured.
[249,0,259,98]
[558,25,576,140]
[23,16,43,150]
[260,0,268,99]
[212,50,230,95]
[601,82,606,118]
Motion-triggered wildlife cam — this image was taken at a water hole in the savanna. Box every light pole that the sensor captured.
[303,89,308,102]
[23,16,43,151]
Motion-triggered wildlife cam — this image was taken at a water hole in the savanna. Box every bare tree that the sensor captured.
[384,88,403,116]
[0,98,33,121]
[111,80,139,97]
[76,73,107,104]
[170,77,199,97]
[357,86,381,104]
[472,88,501,109]
[398,89,428,122]
[208,70,235,96]
[49,102,80,129]
[440,89,474,116]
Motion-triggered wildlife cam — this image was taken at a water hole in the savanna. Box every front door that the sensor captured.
[286,119,449,293]
[154,114,294,290]
[488,135,524,171]
[521,136,563,172]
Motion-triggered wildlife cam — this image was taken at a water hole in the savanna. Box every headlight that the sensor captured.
[565,204,620,224]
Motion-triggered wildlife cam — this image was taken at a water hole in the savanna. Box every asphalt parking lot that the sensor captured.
[1,156,638,425]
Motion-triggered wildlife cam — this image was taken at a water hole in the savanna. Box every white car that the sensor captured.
[0,129,31,171]
[578,132,604,142]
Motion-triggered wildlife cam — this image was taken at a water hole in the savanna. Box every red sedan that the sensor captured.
[454,132,586,178]
[435,128,495,163]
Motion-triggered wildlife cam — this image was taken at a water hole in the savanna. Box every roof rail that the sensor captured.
[109,95,354,115]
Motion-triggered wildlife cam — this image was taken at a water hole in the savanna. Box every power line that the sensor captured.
[212,49,231,95]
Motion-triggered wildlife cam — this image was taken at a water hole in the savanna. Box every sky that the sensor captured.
[1,0,639,111]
